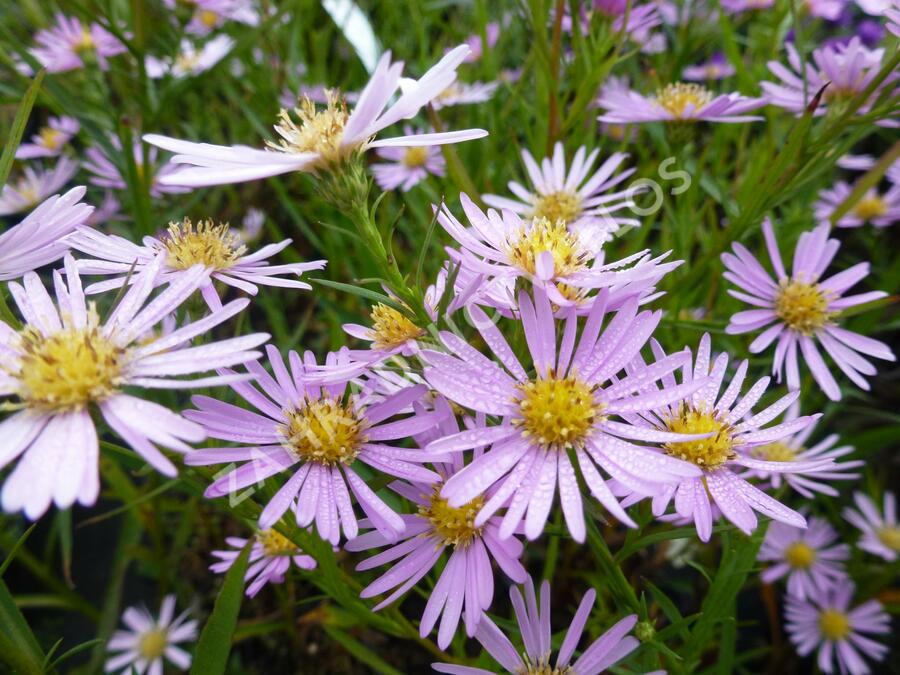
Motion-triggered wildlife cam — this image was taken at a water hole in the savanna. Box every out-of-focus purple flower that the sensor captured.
[855,0,892,14]
[146,36,234,79]
[106,595,197,675]
[683,53,736,81]
[85,191,122,227]
[597,81,764,124]
[759,517,849,599]
[720,0,774,11]
[430,80,499,110]
[722,220,895,400]
[210,531,316,597]
[0,157,79,216]
[30,13,127,73]
[371,127,446,192]
[163,0,259,35]
[459,22,500,62]
[15,116,80,159]
[83,138,191,198]
[857,18,885,46]
[814,177,900,228]
[887,1,900,36]
[843,492,900,561]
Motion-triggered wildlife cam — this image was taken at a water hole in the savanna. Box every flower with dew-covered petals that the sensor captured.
[616,333,826,542]
[30,13,127,73]
[0,186,93,281]
[482,142,641,239]
[343,301,426,359]
[146,36,235,79]
[814,180,900,229]
[423,287,705,543]
[144,46,487,187]
[15,116,80,160]
[371,127,446,192]
[184,347,447,544]
[785,584,890,675]
[597,80,764,124]
[759,517,849,600]
[683,53,736,81]
[105,595,197,675]
[347,398,527,649]
[843,491,900,562]
[67,218,326,307]
[432,577,639,675]
[0,255,268,520]
[0,157,79,216]
[83,137,190,198]
[210,530,317,597]
[722,220,895,401]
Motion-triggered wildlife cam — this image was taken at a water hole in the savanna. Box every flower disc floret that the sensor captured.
[281,397,367,466]
[268,93,350,165]
[515,374,599,450]
[256,529,299,557]
[162,218,247,270]
[818,609,851,641]
[532,190,582,225]
[655,82,713,118]
[785,541,817,569]
[369,303,424,349]
[664,406,735,469]
[420,491,485,548]
[775,280,833,334]
[506,217,587,277]
[137,628,168,660]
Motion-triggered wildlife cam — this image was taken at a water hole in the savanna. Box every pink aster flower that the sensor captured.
[742,402,861,498]
[15,116,80,159]
[722,220,895,401]
[67,219,326,307]
[432,577,639,675]
[30,13,127,73]
[210,530,317,597]
[83,138,189,198]
[371,127,446,191]
[430,80,499,110]
[459,22,500,62]
[165,0,260,35]
[482,142,640,237]
[814,180,900,228]
[683,53,736,81]
[146,35,234,79]
[144,46,487,188]
[785,584,890,675]
[719,0,774,11]
[843,491,900,561]
[184,347,447,544]
[423,288,704,543]
[803,0,850,19]
[106,594,197,675]
[618,333,825,542]
[0,186,93,281]
[762,38,898,126]
[0,255,267,520]
[0,157,79,216]
[759,517,849,600]
[597,80,764,124]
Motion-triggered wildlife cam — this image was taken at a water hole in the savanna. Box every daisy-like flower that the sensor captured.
[15,116,80,159]
[459,22,500,62]
[759,517,849,600]
[184,347,447,544]
[106,595,197,675]
[591,0,662,39]
[347,401,527,649]
[430,80,499,110]
[722,220,895,401]
[0,186,93,281]
[619,333,826,542]
[67,217,326,306]
[438,194,679,311]
[597,80,764,124]
[482,142,640,237]
[785,584,890,675]
[236,207,266,243]
[371,127,446,191]
[343,301,427,359]
[165,0,260,35]
[0,255,268,520]
[30,13,127,73]
[0,157,79,216]
[843,491,900,561]
[83,138,189,198]
[210,530,317,597]
[146,36,234,79]
[762,38,898,126]
[423,288,705,543]
[814,180,900,228]
[683,53,736,81]
[432,577,639,675]
[144,46,487,188]
[742,403,862,498]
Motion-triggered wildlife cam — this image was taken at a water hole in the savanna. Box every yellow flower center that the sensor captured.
[268,93,350,165]
[162,218,246,271]
[175,50,202,73]
[751,441,797,462]
[138,628,168,660]
[402,146,430,168]
[852,195,888,221]
[368,303,424,350]
[15,313,123,412]
[532,190,583,225]
[256,529,300,557]
[506,217,587,279]
[655,82,714,118]
[38,127,64,150]
[877,526,900,551]
[420,491,485,548]
[280,397,367,466]
[785,541,817,569]
[515,374,600,450]
[819,609,851,641]
[198,9,220,27]
[74,29,95,53]
[518,657,572,675]
[604,123,628,141]
[436,83,461,102]
[664,406,735,470]
[15,180,40,207]
[775,280,833,335]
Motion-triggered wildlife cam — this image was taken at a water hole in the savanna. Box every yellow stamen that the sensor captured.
[818,609,851,641]
[73,29,95,53]
[268,93,350,165]
[518,656,573,675]
[256,529,300,557]
[515,374,600,450]
[162,218,246,271]
[532,190,583,226]
[785,541,816,569]
[280,397,367,466]
[137,628,168,660]
[368,303,424,350]
[506,217,588,278]
[420,491,485,548]
[877,526,900,551]
[752,441,797,462]
[38,127,64,151]
[852,195,888,221]
[775,280,833,335]
[402,146,430,168]
[198,9,219,27]
[664,405,735,470]
[654,82,713,119]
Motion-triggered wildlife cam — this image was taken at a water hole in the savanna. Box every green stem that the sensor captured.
[585,519,643,616]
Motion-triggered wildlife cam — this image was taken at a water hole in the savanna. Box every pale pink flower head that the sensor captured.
[460,22,500,62]
[83,137,190,198]
[802,0,850,19]
[597,81,765,124]
[371,126,446,191]
[722,220,895,401]
[683,53,736,81]
[759,517,849,600]
[843,491,900,561]
[0,157,79,216]
[814,180,900,228]
[0,186,93,281]
[785,584,890,675]
[144,46,488,188]
[719,0,774,11]
[429,80,499,110]
[15,116,80,160]
[210,530,317,597]
[106,595,197,675]
[30,13,127,73]
[146,35,234,79]
[0,255,268,520]
[433,577,640,675]
[163,0,259,35]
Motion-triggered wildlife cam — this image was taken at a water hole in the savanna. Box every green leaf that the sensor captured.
[0,522,38,577]
[0,69,45,188]
[0,576,46,675]
[830,139,900,225]
[323,626,404,675]
[311,277,404,310]
[190,542,252,675]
